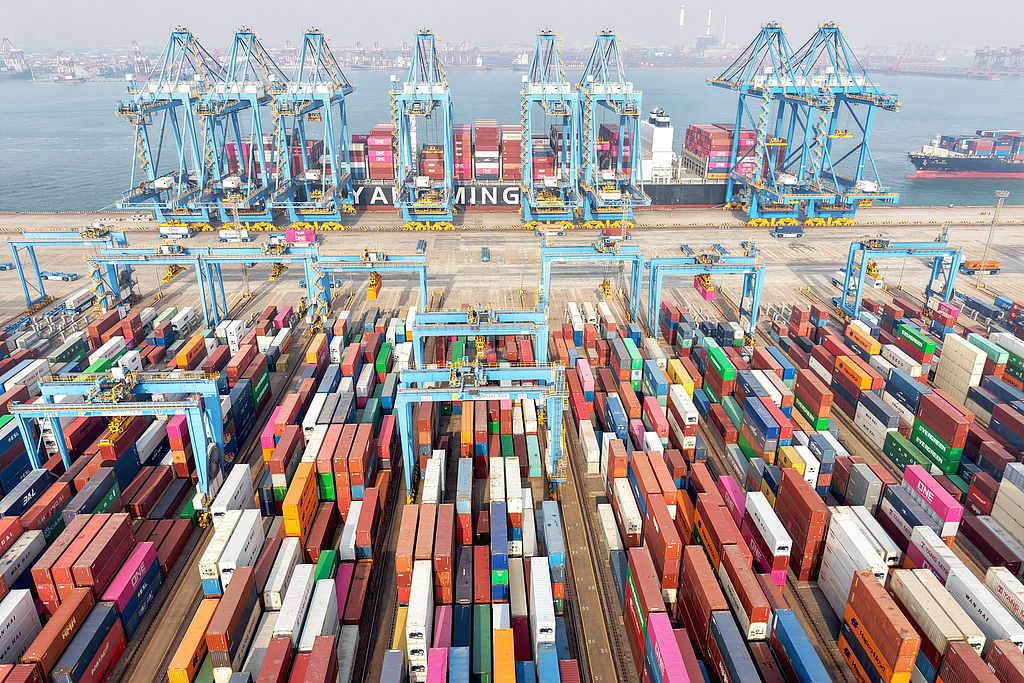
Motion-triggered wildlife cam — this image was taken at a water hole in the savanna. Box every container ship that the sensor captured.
[907,130,1024,178]
[0,38,32,80]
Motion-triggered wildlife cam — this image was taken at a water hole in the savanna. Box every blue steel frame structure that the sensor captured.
[410,310,550,366]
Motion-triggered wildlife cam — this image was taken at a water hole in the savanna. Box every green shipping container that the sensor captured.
[451,341,465,365]
[703,382,720,405]
[195,655,214,683]
[526,435,542,478]
[48,335,88,365]
[909,420,963,473]
[85,358,113,373]
[375,342,392,374]
[473,604,492,683]
[491,568,508,586]
[178,496,197,523]
[318,472,336,502]
[737,431,756,461]
[623,339,643,370]
[626,567,649,640]
[794,397,830,431]
[252,369,271,406]
[897,324,936,354]
[361,398,383,432]
[314,550,338,580]
[500,434,514,458]
[273,486,288,502]
[93,483,121,514]
[707,346,736,381]
[722,396,743,430]
[883,431,930,471]
[946,473,969,501]
[154,307,177,324]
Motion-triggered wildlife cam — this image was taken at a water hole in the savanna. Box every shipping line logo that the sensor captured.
[352,184,522,206]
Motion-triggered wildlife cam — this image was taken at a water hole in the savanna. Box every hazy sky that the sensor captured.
[5,0,1022,50]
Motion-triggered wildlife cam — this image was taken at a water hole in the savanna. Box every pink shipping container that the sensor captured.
[285,229,317,244]
[648,612,690,683]
[903,465,964,523]
[261,408,281,451]
[576,359,594,397]
[717,476,746,525]
[433,605,452,649]
[427,649,449,683]
[642,398,669,441]
[102,542,158,612]
[273,307,294,329]
[334,562,355,619]
[166,415,187,441]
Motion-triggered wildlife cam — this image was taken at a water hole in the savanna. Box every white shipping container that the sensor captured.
[819,513,887,617]
[303,394,328,435]
[88,338,126,367]
[298,579,340,652]
[889,570,966,656]
[505,460,523,516]
[986,566,1024,628]
[597,503,624,552]
[136,420,168,464]
[910,526,959,585]
[945,568,1024,650]
[642,337,668,369]
[522,399,538,435]
[211,466,257,525]
[529,556,557,647]
[492,603,511,629]
[330,337,345,364]
[744,492,792,555]
[509,558,527,618]
[794,445,820,489]
[115,349,143,374]
[199,510,241,588]
[339,501,362,561]
[0,531,45,592]
[719,552,768,640]
[912,568,987,653]
[808,356,831,383]
[750,370,782,407]
[612,478,643,538]
[8,359,50,395]
[579,419,600,474]
[264,538,300,611]
[489,457,505,503]
[853,403,895,449]
[219,509,264,588]
[420,460,441,505]
[522,509,537,558]
[406,560,434,680]
[241,614,276,678]
[848,506,902,566]
[522,486,534,511]
[273,564,316,646]
[0,590,41,663]
[881,391,916,426]
[302,425,327,464]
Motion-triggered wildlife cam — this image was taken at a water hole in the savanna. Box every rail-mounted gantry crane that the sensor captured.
[577,32,650,222]
[391,30,455,224]
[273,29,357,223]
[520,30,580,223]
[791,23,900,224]
[200,27,286,223]
[117,27,225,223]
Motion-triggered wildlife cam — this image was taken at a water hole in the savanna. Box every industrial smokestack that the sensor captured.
[721,16,727,46]
[678,5,686,51]
[705,8,712,36]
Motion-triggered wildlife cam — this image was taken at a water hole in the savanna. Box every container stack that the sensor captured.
[839,571,921,683]
[531,137,555,182]
[500,125,521,181]
[348,133,367,180]
[680,124,758,180]
[366,124,395,181]
[453,123,473,180]
[933,333,987,405]
[418,144,445,181]
[473,119,500,180]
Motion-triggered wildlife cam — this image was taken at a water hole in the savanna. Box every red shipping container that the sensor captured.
[986,640,1024,683]
[473,545,490,604]
[71,513,134,594]
[939,641,1000,683]
[678,545,729,654]
[52,514,110,602]
[643,497,682,590]
[720,545,770,640]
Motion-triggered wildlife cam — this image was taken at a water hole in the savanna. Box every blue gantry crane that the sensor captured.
[7,227,131,312]
[834,233,962,319]
[538,232,644,321]
[410,308,549,366]
[708,23,833,226]
[646,241,766,339]
[392,30,455,224]
[200,27,286,223]
[117,27,225,223]
[577,32,650,222]
[9,371,226,496]
[273,29,357,223]
[394,363,567,499]
[520,30,580,223]
[791,23,900,224]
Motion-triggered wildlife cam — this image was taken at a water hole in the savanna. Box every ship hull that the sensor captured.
[907,151,1024,178]
[351,181,726,209]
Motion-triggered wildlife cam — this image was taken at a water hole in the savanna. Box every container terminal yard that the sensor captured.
[3,19,1024,683]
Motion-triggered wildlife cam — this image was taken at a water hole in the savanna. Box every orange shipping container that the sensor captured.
[175,336,207,371]
[167,598,220,683]
[834,356,872,391]
[844,325,881,356]
[306,333,327,365]
[283,463,318,541]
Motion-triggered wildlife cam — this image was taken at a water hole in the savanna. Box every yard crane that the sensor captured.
[520,30,580,223]
[577,32,650,221]
[117,27,225,223]
[392,30,455,224]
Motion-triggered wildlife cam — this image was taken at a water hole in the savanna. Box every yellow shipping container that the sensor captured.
[777,445,805,475]
[391,605,408,652]
[760,480,777,508]
[305,333,327,365]
[493,628,517,683]
[461,401,474,446]
[283,462,318,539]
[167,598,220,683]
[666,359,694,398]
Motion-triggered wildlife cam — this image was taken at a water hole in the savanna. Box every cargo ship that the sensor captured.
[0,38,32,80]
[907,131,1024,178]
